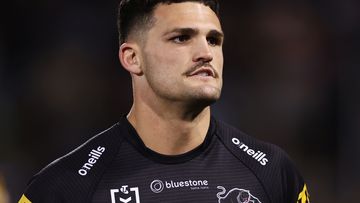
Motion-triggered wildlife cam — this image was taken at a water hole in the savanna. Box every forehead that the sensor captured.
[151,2,222,33]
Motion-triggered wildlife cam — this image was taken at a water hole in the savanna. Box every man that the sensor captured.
[19,0,310,202]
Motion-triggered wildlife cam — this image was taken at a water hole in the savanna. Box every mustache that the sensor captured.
[183,61,217,77]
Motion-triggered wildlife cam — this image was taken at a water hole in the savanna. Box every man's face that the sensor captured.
[139,2,224,105]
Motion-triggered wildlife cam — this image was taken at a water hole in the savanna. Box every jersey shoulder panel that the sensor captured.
[20,122,126,203]
[214,119,308,203]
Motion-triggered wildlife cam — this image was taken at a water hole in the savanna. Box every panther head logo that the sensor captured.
[216,186,261,203]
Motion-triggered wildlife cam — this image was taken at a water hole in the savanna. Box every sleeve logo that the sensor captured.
[18,194,32,203]
[231,138,269,166]
[297,184,310,203]
[78,146,105,176]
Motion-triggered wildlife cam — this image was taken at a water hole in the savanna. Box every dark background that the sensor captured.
[1,0,359,202]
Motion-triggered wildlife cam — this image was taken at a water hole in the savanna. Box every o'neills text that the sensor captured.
[232,138,268,166]
[78,146,105,176]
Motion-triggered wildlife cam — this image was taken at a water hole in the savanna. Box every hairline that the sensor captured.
[123,1,218,45]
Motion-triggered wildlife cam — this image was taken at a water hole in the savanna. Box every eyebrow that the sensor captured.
[208,29,224,39]
[164,27,224,38]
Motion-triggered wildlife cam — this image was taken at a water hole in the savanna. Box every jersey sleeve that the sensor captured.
[279,151,310,203]
[18,122,125,203]
[256,143,310,203]
[18,183,61,203]
[215,119,310,203]
[18,161,67,203]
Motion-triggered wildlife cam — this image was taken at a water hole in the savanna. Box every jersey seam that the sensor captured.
[86,126,127,202]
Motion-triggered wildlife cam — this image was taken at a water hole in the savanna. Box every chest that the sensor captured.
[91,142,269,203]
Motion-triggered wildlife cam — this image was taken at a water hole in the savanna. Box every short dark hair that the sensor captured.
[117,0,220,45]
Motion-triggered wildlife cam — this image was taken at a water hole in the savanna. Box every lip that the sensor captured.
[187,67,215,78]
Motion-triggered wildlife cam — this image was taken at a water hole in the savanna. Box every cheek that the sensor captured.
[150,49,186,73]
[144,50,185,86]
[214,50,224,74]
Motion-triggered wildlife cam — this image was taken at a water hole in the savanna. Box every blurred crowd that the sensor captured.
[2,0,360,202]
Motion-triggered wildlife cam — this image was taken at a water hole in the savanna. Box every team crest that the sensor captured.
[110,185,140,203]
[216,186,261,203]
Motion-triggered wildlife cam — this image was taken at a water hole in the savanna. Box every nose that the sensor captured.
[192,38,213,63]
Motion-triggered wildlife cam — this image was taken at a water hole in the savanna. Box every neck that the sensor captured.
[127,100,211,155]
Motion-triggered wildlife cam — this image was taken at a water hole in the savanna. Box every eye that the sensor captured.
[207,36,222,46]
[171,35,190,44]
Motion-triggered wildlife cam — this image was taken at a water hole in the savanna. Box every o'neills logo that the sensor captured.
[232,138,268,166]
[78,146,105,176]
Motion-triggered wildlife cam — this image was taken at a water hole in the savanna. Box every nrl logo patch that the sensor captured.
[110,185,140,203]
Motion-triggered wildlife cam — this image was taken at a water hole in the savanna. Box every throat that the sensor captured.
[127,108,211,155]
[155,130,205,155]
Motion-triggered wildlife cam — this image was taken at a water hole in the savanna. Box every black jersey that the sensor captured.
[19,116,310,203]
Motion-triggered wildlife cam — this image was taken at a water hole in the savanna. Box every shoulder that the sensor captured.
[20,122,126,202]
[214,119,286,165]
[214,119,308,203]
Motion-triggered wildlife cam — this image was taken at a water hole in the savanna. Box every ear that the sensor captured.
[119,42,143,75]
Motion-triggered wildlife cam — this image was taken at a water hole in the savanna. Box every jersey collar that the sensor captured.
[121,116,217,164]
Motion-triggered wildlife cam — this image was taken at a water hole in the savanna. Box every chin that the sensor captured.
[186,97,218,112]
[190,90,221,107]
[199,86,221,100]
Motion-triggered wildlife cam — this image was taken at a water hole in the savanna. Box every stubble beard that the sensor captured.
[186,81,222,101]
[145,73,222,114]
[141,51,222,112]
[155,80,223,114]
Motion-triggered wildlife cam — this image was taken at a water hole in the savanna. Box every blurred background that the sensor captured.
[1,0,359,202]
